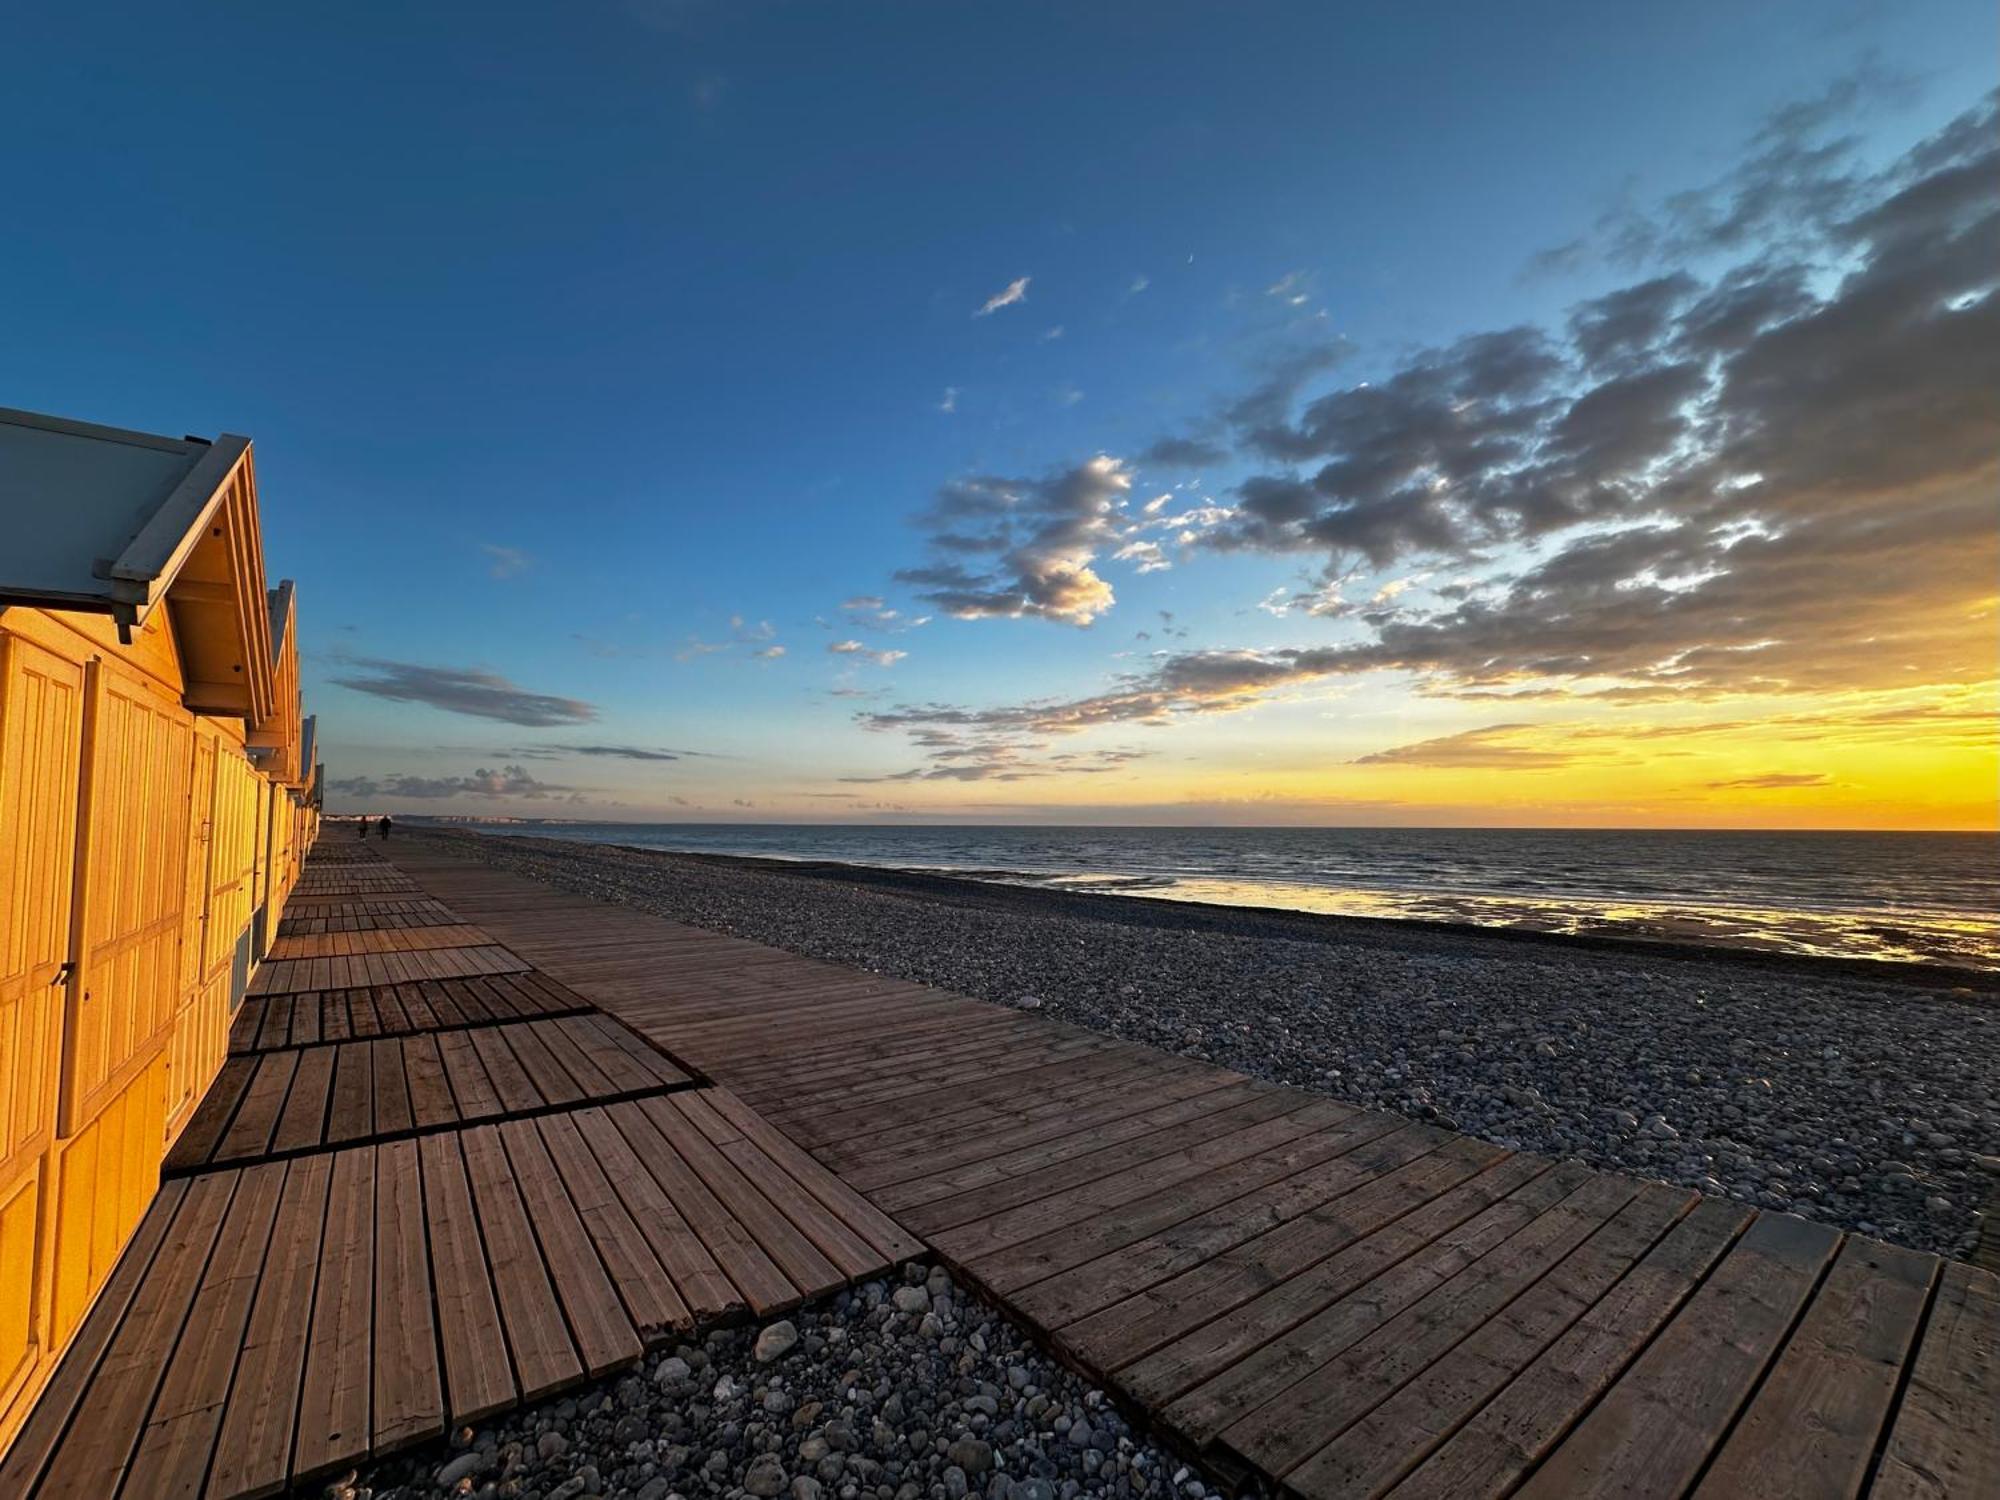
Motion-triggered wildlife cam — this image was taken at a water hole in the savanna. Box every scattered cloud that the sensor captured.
[1351,723,1575,769]
[1562,59,1922,270]
[1266,270,1311,305]
[1128,274,1150,295]
[1181,90,1999,703]
[677,615,782,662]
[1141,435,1228,469]
[938,386,958,414]
[975,276,1030,317]
[843,727,1148,784]
[563,744,684,761]
[330,659,597,726]
[329,763,576,800]
[1113,540,1171,573]
[1704,771,1831,790]
[837,596,926,633]
[828,639,908,667]
[479,543,533,580]
[894,455,1135,626]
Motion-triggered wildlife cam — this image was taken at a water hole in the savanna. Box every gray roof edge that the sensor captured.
[0,405,207,455]
[101,433,252,599]
[268,577,297,649]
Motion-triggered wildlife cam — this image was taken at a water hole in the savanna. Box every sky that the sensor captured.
[3,2,1994,829]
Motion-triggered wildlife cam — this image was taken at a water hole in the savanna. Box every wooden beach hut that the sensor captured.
[0,406,319,1458]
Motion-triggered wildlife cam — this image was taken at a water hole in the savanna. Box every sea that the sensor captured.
[478,823,2000,973]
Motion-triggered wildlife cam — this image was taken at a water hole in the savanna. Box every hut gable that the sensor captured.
[247,580,304,785]
[0,406,274,723]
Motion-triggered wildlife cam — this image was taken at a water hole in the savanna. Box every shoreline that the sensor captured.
[585,836,2000,997]
[422,828,1998,1261]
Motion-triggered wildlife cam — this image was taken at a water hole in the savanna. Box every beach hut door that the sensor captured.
[0,637,85,1430]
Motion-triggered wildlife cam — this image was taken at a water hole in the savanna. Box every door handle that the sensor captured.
[50,960,74,987]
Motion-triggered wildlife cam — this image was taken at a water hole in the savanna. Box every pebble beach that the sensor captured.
[356,1265,1184,1500]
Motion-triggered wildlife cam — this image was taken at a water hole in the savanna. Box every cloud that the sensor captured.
[828,640,908,667]
[1266,270,1311,305]
[676,615,782,661]
[1578,59,1922,269]
[1128,274,1150,295]
[1189,90,1999,701]
[1704,771,1831,789]
[1351,723,1575,768]
[842,729,1148,784]
[564,744,683,761]
[476,741,712,762]
[893,455,1138,626]
[329,763,574,800]
[1567,273,1699,372]
[1224,338,1355,440]
[838,596,925,633]
[1113,540,1171,573]
[939,387,958,414]
[480,544,532,580]
[843,79,1994,783]
[330,659,598,726]
[975,277,1030,316]
[1141,435,1228,468]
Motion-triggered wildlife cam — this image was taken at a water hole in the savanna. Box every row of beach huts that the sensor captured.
[0,406,322,1458]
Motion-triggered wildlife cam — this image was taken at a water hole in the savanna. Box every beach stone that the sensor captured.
[437,1451,490,1486]
[756,1320,801,1363]
[891,1287,930,1314]
[947,1438,994,1474]
[745,1457,790,1496]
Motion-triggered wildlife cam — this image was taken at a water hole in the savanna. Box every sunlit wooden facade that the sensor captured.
[0,407,321,1459]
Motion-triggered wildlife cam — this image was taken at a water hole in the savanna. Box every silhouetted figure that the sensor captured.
[355,817,366,839]
[378,816,393,840]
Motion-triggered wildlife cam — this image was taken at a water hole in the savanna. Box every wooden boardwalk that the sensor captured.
[0,844,917,1500]
[379,837,1998,1500]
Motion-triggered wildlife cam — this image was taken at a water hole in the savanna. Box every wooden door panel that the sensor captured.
[0,636,83,1421]
[63,670,192,1129]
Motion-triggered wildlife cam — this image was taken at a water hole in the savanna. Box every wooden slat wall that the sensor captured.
[0,593,317,1465]
[67,666,193,1133]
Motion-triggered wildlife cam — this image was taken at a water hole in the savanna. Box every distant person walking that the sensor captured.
[378,816,393,840]
[355,817,367,839]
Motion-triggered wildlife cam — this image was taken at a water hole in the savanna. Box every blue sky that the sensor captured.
[4,2,1994,825]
